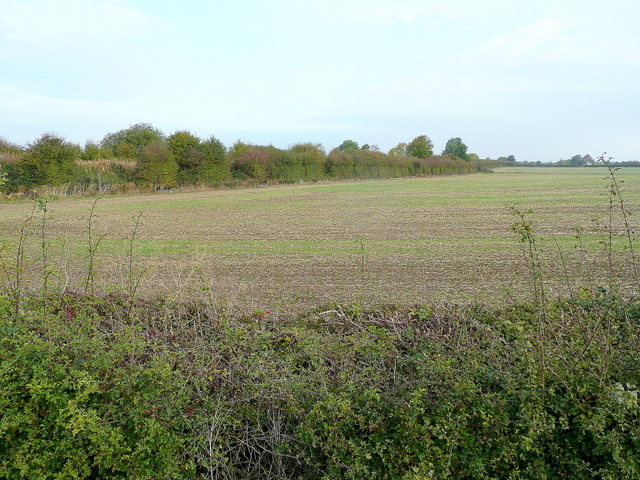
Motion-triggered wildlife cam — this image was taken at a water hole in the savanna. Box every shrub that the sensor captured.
[1,292,640,479]
[231,145,271,182]
[135,142,179,187]
[0,136,23,157]
[177,135,231,185]
[79,140,107,161]
[325,149,354,178]
[101,123,166,159]
[0,298,195,479]
[17,133,80,187]
[288,142,326,181]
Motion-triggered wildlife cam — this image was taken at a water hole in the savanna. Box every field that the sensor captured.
[2,166,639,310]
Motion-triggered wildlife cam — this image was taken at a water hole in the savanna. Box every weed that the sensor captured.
[124,211,150,321]
[0,201,37,315]
[599,153,640,290]
[83,197,107,295]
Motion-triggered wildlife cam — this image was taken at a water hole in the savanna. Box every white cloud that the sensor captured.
[0,0,152,43]
[0,83,122,121]
[285,0,523,26]
[0,0,163,100]
[373,3,640,116]
[475,18,565,62]
[473,13,640,68]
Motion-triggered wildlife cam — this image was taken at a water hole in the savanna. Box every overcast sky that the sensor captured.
[1,0,639,162]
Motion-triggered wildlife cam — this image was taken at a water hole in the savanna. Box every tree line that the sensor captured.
[503,153,640,168]
[0,124,501,194]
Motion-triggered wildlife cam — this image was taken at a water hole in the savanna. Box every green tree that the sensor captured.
[351,149,389,178]
[228,141,267,181]
[195,135,230,184]
[337,140,359,152]
[0,136,23,156]
[388,142,408,157]
[136,142,178,187]
[0,137,21,192]
[18,133,80,186]
[168,133,228,184]
[442,137,470,161]
[79,140,105,161]
[228,140,254,160]
[569,154,585,166]
[406,135,434,158]
[101,123,166,158]
[168,131,201,170]
[231,146,270,182]
[264,146,297,182]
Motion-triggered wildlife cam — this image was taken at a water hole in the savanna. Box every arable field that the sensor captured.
[2,166,639,311]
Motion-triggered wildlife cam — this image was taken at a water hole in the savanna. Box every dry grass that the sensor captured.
[77,158,137,172]
[1,167,639,311]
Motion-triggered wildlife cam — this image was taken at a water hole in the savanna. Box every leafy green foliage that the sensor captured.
[0,165,7,193]
[442,137,470,161]
[135,142,178,187]
[167,130,201,169]
[79,140,106,161]
[0,297,194,479]
[167,130,229,185]
[168,133,231,185]
[324,149,355,178]
[406,135,434,158]
[101,123,166,158]
[388,142,408,157]
[351,149,388,178]
[3,128,496,192]
[191,135,231,184]
[231,144,271,182]
[337,139,359,152]
[17,133,80,187]
[288,142,325,181]
[1,292,639,479]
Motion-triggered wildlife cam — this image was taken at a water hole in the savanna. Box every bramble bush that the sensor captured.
[2,294,640,479]
[0,294,195,478]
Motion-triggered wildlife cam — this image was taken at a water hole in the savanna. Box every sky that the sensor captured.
[1,0,639,163]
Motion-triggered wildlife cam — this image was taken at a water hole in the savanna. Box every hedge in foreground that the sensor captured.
[1,292,640,479]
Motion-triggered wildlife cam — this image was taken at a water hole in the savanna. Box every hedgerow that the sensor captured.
[1,295,640,479]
